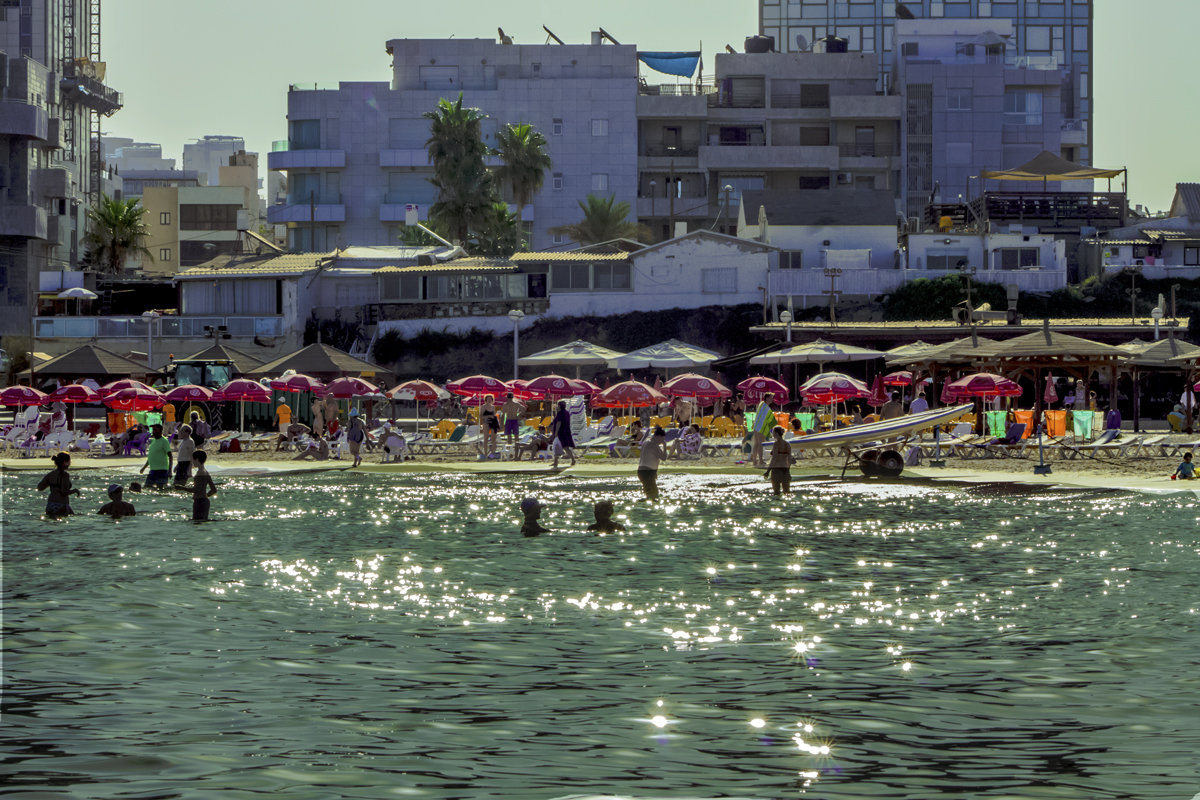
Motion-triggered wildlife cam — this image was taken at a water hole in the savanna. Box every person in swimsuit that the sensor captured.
[347,411,367,468]
[767,426,792,496]
[37,452,79,517]
[479,395,500,458]
[550,400,577,468]
[587,500,626,534]
[500,392,526,448]
[98,484,136,519]
[515,425,551,461]
[637,427,667,500]
[191,450,218,521]
[520,496,550,537]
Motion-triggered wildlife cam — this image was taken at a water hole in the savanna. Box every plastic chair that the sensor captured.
[124,431,151,456]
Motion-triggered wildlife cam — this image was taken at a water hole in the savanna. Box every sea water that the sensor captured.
[2,469,1199,799]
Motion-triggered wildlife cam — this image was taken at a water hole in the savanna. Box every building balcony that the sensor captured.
[636,197,712,218]
[767,266,1066,297]
[58,73,122,115]
[34,167,73,199]
[34,315,285,340]
[699,144,839,171]
[379,149,430,168]
[0,204,48,239]
[267,148,346,170]
[267,200,346,224]
[829,94,903,120]
[636,91,710,118]
[1061,119,1088,146]
[46,214,72,249]
[0,100,49,139]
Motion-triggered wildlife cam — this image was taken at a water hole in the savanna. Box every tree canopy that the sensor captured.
[84,195,153,274]
[548,194,650,246]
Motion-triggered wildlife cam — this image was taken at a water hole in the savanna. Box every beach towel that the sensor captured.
[1072,410,1094,441]
[986,411,1007,438]
[1013,410,1033,438]
[796,412,817,433]
[1044,409,1067,438]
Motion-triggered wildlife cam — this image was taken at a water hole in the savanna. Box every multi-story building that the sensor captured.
[219,150,265,231]
[638,49,902,239]
[0,0,121,337]
[106,140,175,172]
[138,185,245,274]
[268,35,638,252]
[893,18,1070,218]
[758,0,1091,160]
[183,135,247,187]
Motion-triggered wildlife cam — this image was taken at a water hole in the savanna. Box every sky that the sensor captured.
[101,0,1198,212]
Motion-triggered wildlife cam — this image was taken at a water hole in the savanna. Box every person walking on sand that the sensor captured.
[767,425,792,496]
[637,426,668,501]
[98,483,136,519]
[479,394,501,458]
[139,424,172,490]
[347,410,367,467]
[274,400,292,436]
[174,424,195,487]
[189,411,209,448]
[500,392,526,448]
[37,452,79,517]
[909,391,929,415]
[551,399,577,468]
[191,450,218,521]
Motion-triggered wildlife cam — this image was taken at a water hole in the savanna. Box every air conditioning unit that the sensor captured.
[837,172,853,185]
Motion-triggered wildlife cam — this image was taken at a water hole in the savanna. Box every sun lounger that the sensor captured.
[1065,431,1142,460]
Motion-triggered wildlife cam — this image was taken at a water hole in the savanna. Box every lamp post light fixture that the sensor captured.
[779,309,793,343]
[142,311,161,370]
[508,308,526,379]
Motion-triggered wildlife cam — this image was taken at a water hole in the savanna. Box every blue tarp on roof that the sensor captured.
[637,52,701,78]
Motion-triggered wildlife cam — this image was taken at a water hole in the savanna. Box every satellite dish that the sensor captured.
[794,34,809,52]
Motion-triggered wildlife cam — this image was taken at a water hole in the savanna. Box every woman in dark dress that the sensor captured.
[550,400,576,468]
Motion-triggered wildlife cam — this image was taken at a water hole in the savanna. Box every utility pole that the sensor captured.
[1171,283,1180,320]
[668,159,675,238]
[823,267,842,327]
[1123,266,1140,325]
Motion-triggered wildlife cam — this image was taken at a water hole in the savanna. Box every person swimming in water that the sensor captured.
[519,496,550,537]
[98,484,136,519]
[587,500,626,534]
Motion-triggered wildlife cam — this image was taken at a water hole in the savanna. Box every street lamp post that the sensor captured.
[779,309,793,343]
[822,268,842,327]
[1123,266,1141,325]
[508,308,525,380]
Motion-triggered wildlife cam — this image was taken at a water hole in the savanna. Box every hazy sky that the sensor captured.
[101,0,1196,211]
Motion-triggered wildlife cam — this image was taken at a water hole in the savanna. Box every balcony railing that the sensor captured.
[837,142,899,158]
[638,82,716,97]
[640,145,700,158]
[768,267,1067,297]
[34,316,284,339]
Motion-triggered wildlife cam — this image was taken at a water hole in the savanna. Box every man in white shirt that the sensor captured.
[909,391,929,415]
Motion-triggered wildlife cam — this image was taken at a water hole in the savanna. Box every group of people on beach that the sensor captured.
[36,419,217,521]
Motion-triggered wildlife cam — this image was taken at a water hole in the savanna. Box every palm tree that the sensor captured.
[84,195,153,274]
[472,201,523,257]
[424,93,495,244]
[548,194,651,245]
[494,122,552,245]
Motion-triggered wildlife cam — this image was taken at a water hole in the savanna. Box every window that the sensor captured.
[926,251,971,270]
[1026,26,1051,52]
[779,250,803,269]
[379,273,422,301]
[800,84,830,109]
[701,268,737,294]
[946,88,973,110]
[591,119,609,136]
[531,62,542,78]
[180,204,240,231]
[426,275,460,301]
[854,126,875,157]
[159,211,171,225]
[1073,25,1088,50]
[1184,247,1200,267]
[900,42,919,57]
[159,248,171,262]
[997,248,1040,269]
[551,263,590,291]
[552,173,563,191]
[552,118,563,135]
[289,119,321,150]
[552,233,565,245]
[591,173,609,192]
[798,175,830,190]
[593,263,631,290]
[1004,88,1043,125]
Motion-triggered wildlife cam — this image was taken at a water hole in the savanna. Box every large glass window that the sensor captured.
[1004,88,1043,125]
[289,120,321,150]
[593,263,631,291]
[551,263,590,291]
[996,248,1040,269]
[701,268,737,294]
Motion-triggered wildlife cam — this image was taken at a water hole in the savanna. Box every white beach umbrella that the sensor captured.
[517,339,626,378]
[608,339,721,371]
[748,338,886,371]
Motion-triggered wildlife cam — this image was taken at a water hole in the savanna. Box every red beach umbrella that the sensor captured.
[507,379,540,401]
[213,379,271,403]
[324,376,380,399]
[798,373,870,404]
[106,386,167,412]
[1043,374,1059,404]
[946,373,1022,399]
[525,374,586,398]
[737,376,788,404]
[0,386,48,406]
[47,383,100,404]
[882,371,915,387]
[574,379,602,396]
[388,379,443,403]
[99,379,157,398]
[661,373,732,407]
[270,373,326,395]
[593,380,667,409]
[867,374,889,407]
[163,384,214,403]
[447,374,508,399]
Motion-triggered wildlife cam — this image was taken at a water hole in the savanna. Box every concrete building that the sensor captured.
[183,135,246,187]
[106,140,175,173]
[117,169,199,201]
[0,0,121,337]
[893,19,1073,219]
[638,49,902,240]
[904,230,1067,293]
[268,35,638,252]
[219,150,265,232]
[758,0,1092,163]
[138,185,246,274]
[1089,184,1200,281]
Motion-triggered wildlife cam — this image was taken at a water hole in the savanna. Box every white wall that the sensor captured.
[907,232,1065,272]
[763,224,898,271]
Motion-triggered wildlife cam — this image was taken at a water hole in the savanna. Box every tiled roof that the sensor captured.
[377,257,517,273]
[511,252,630,262]
[1175,183,1200,221]
[176,252,333,279]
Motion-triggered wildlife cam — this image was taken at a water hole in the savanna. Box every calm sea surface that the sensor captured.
[2,469,1199,799]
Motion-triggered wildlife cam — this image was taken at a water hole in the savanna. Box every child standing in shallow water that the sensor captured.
[37,452,79,516]
[191,450,218,520]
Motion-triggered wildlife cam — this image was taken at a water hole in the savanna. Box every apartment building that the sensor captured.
[268,36,637,252]
[0,0,121,336]
[138,185,245,274]
[183,134,246,187]
[638,48,902,239]
[758,0,1091,164]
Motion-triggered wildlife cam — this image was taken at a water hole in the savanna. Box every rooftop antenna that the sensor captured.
[542,25,565,45]
[794,34,810,52]
[497,27,513,45]
[597,27,621,45]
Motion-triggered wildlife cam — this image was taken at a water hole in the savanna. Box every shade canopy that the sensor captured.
[945,373,1023,399]
[890,336,1002,365]
[106,386,167,412]
[99,379,157,397]
[251,343,389,381]
[661,373,732,401]
[270,373,326,394]
[525,374,593,398]
[1127,336,1200,367]
[979,151,1126,182]
[749,338,886,367]
[23,344,157,381]
[446,375,509,399]
[163,384,215,403]
[324,376,380,399]
[737,376,789,404]
[517,339,626,368]
[0,386,48,406]
[593,380,667,408]
[176,343,263,376]
[883,340,938,362]
[47,383,100,404]
[798,372,870,403]
[57,287,98,300]
[389,380,448,403]
[608,339,721,370]
[989,329,1127,360]
[213,379,272,403]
